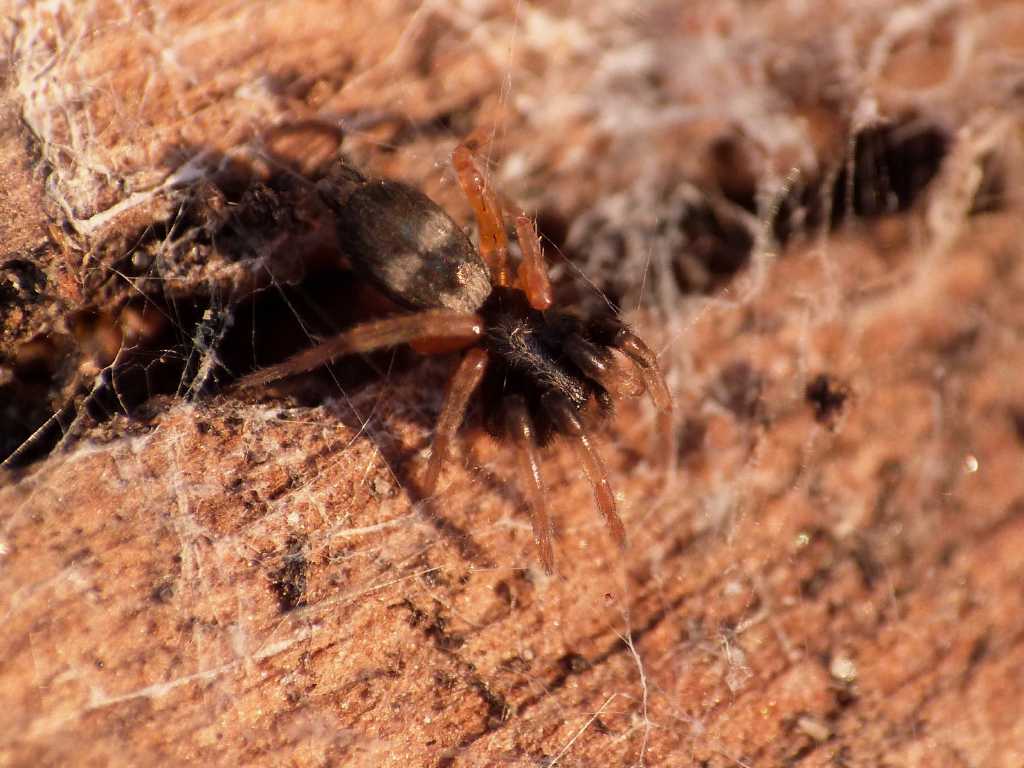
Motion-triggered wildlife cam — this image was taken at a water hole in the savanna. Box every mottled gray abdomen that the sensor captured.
[323,179,491,314]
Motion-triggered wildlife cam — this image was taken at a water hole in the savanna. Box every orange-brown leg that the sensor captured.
[543,393,627,549]
[615,330,675,464]
[453,139,553,310]
[504,394,555,574]
[421,348,488,497]
[236,310,483,390]
[452,142,511,287]
[512,215,553,311]
[566,334,645,399]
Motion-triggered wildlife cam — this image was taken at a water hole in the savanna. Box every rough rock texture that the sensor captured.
[3,1,1024,766]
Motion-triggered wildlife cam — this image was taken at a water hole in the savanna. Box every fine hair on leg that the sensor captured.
[421,348,488,496]
[504,394,555,574]
[566,335,645,399]
[512,215,553,310]
[543,393,627,548]
[616,330,675,466]
[452,143,511,286]
[236,310,483,390]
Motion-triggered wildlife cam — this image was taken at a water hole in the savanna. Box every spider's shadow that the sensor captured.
[325,366,532,571]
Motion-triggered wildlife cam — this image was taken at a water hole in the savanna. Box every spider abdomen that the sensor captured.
[319,169,492,315]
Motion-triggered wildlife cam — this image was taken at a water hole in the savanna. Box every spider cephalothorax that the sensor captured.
[239,139,672,572]
[479,288,623,439]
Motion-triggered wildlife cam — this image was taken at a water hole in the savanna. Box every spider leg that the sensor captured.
[504,394,555,574]
[566,334,645,399]
[512,216,553,310]
[421,348,488,497]
[543,393,627,549]
[452,142,511,287]
[613,330,675,463]
[453,139,552,309]
[236,310,483,389]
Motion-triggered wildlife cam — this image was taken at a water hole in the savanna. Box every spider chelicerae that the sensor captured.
[239,139,673,572]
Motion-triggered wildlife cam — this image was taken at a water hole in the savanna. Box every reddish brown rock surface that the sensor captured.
[2,2,1024,766]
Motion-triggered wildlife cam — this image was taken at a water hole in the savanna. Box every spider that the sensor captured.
[238,139,673,572]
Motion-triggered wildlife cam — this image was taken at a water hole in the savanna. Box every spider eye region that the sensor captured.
[328,180,491,314]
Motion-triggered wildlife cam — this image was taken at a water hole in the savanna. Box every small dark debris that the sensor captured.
[499,655,531,673]
[967,633,990,669]
[397,598,467,652]
[936,325,980,363]
[711,361,764,421]
[805,374,849,425]
[0,259,47,316]
[799,566,833,600]
[268,536,308,612]
[834,687,858,708]
[673,200,754,293]
[151,580,176,604]
[677,417,707,459]
[558,652,591,675]
[850,539,883,591]
[433,671,458,691]
[426,614,465,652]
[420,566,449,588]
[396,598,427,628]
[708,135,758,212]
[470,679,510,728]
[493,580,513,607]
[1009,408,1024,446]
[937,541,958,567]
